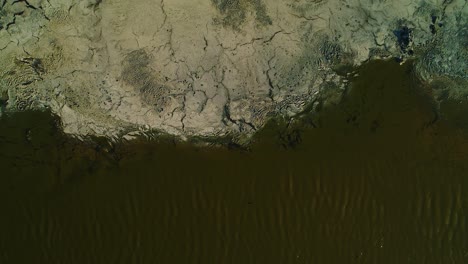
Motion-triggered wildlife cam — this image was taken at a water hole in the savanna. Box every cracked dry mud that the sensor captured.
[0,0,467,141]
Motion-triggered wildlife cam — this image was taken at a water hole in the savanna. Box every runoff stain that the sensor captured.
[0,60,467,264]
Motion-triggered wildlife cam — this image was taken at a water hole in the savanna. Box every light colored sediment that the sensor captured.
[0,0,466,140]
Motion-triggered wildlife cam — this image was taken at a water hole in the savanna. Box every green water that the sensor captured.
[0,60,467,263]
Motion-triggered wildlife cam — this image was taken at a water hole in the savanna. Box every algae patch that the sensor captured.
[121,49,169,111]
[211,0,272,29]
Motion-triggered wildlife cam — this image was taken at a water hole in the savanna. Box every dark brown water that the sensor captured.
[0,60,467,264]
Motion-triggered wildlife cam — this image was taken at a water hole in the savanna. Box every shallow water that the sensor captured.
[0,60,467,263]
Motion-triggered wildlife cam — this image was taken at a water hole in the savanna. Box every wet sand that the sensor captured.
[0,60,467,263]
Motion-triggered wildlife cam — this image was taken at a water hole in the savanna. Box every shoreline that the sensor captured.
[2,59,466,152]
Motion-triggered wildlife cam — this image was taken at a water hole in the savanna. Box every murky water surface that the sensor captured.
[0,61,467,263]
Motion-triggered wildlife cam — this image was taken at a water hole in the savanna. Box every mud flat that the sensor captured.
[0,0,466,141]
